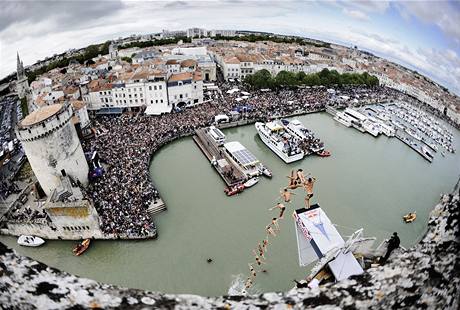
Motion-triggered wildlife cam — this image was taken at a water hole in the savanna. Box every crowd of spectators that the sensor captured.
[83,84,403,237]
[0,181,19,200]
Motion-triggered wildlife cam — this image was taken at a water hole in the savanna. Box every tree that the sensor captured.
[244,69,274,89]
[304,73,321,86]
[121,56,132,64]
[275,71,298,87]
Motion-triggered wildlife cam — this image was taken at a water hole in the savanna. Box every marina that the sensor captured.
[1,112,458,296]
[329,103,456,163]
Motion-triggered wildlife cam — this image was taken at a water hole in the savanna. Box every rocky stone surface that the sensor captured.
[0,190,458,309]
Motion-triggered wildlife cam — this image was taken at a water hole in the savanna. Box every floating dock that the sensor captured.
[395,130,432,162]
[193,128,247,187]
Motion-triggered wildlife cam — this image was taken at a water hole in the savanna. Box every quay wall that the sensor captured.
[0,224,157,240]
[0,180,458,309]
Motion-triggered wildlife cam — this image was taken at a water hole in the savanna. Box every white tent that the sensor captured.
[214,114,229,123]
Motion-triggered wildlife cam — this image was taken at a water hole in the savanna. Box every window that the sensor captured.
[154,85,157,90]
[149,86,152,90]
[159,85,162,90]
[151,100,153,104]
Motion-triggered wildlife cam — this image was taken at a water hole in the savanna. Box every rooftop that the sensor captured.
[20,104,63,127]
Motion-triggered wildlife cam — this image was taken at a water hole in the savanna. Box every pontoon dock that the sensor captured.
[193,128,247,186]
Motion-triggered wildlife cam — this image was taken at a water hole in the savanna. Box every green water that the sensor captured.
[1,112,459,296]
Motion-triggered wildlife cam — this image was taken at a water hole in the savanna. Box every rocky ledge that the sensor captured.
[0,188,459,309]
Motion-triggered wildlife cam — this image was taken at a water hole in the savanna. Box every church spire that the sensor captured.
[17,52,25,80]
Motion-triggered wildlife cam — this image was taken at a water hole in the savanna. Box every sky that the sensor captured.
[0,0,459,95]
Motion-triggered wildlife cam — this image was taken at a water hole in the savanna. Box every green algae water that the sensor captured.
[1,112,459,296]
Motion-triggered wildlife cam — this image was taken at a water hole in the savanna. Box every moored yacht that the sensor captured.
[405,127,422,141]
[343,108,367,132]
[421,146,434,163]
[362,119,381,137]
[255,121,304,163]
[378,122,395,137]
[333,111,352,127]
[281,119,325,154]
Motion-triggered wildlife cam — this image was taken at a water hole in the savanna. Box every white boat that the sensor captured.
[208,126,226,146]
[255,121,304,163]
[244,177,259,188]
[17,235,45,247]
[281,119,324,153]
[379,122,395,137]
[362,119,380,137]
[421,146,434,163]
[343,108,366,132]
[405,128,422,141]
[282,119,314,140]
[376,112,390,122]
[259,165,272,178]
[333,112,352,127]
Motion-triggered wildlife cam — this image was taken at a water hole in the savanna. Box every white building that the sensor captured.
[186,28,207,38]
[82,80,113,111]
[71,100,91,129]
[16,103,89,196]
[167,71,203,108]
[209,29,236,37]
[112,70,170,114]
[222,56,241,80]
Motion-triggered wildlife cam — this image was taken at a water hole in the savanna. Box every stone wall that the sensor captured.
[0,187,458,309]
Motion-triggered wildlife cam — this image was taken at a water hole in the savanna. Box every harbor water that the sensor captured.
[1,112,459,296]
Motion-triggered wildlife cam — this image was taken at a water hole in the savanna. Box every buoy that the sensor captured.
[207,258,213,263]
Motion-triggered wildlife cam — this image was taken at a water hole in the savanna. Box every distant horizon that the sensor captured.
[1,1,459,96]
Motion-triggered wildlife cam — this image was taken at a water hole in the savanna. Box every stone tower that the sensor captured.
[16,103,89,196]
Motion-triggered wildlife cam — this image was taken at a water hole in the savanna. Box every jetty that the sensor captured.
[395,130,432,162]
[193,128,247,186]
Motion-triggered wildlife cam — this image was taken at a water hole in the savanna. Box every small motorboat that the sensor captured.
[317,150,331,157]
[17,235,45,247]
[73,239,91,256]
[244,177,259,188]
[224,184,245,196]
[403,212,416,223]
[260,166,272,178]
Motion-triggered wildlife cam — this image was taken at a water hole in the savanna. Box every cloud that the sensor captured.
[342,8,369,21]
[395,1,460,45]
[0,1,125,33]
